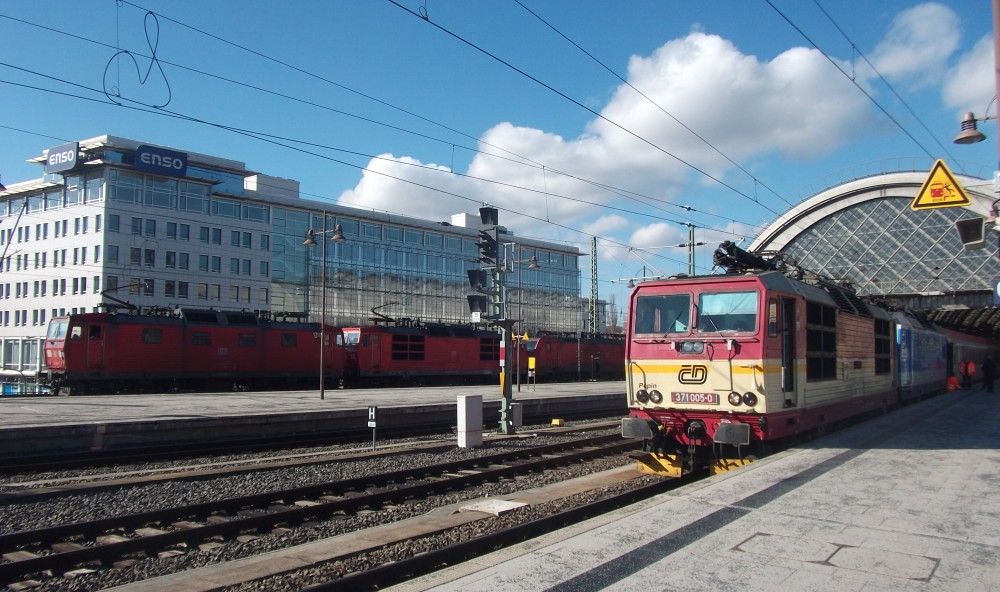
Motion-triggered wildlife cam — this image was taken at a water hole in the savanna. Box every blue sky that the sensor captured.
[0,1,995,320]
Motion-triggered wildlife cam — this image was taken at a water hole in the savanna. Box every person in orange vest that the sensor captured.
[960,359,976,390]
[946,373,961,392]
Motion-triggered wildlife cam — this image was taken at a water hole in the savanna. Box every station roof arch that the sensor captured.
[749,163,1000,339]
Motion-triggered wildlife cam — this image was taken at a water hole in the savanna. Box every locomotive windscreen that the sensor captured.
[634,294,690,334]
[697,291,758,333]
[46,318,69,340]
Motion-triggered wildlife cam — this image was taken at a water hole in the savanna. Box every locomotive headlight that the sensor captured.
[728,392,743,406]
[635,389,649,403]
[742,392,758,407]
[648,390,663,404]
[678,341,705,354]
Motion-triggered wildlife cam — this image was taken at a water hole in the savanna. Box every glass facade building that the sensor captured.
[0,135,585,392]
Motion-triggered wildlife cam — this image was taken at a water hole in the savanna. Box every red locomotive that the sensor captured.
[42,308,343,395]
[514,332,625,383]
[41,309,627,395]
[341,319,500,386]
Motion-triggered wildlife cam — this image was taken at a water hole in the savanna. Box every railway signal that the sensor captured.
[467,205,517,435]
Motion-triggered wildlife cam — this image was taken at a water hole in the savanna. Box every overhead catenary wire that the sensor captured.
[809,0,964,167]
[763,0,935,159]
[512,0,794,210]
[0,72,699,273]
[0,11,754,234]
[385,0,786,219]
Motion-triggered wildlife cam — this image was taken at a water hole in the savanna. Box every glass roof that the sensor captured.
[780,196,1000,297]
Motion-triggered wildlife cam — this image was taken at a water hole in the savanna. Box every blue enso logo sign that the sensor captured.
[134,145,188,178]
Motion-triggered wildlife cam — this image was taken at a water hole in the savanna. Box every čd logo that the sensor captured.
[678,365,707,384]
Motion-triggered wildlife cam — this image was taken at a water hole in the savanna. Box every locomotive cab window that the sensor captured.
[696,291,757,333]
[47,319,68,340]
[634,294,690,334]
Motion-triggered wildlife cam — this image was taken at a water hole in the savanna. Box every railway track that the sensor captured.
[0,421,621,501]
[0,433,642,588]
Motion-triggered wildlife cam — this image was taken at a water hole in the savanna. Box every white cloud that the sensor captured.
[336,154,479,223]
[338,23,906,250]
[943,34,995,115]
[869,2,961,88]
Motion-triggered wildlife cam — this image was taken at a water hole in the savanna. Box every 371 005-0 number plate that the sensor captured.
[671,392,719,405]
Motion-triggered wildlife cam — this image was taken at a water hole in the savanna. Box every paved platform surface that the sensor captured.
[0,382,625,457]
[0,381,623,429]
[390,389,1000,592]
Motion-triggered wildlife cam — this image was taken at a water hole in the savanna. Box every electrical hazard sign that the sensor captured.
[911,159,971,210]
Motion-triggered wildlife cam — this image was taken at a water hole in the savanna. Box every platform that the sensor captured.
[391,389,1000,592]
[0,382,625,457]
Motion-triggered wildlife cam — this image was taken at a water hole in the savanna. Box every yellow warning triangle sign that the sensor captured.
[911,159,972,210]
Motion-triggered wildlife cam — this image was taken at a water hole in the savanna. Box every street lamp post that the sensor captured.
[303,214,346,400]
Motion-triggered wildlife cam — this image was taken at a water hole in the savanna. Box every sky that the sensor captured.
[0,0,996,323]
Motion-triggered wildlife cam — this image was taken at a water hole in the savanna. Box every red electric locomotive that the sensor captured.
[42,308,343,395]
[621,242,896,477]
[341,319,500,386]
[515,333,625,382]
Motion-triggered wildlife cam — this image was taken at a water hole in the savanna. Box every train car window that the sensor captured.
[391,334,425,360]
[70,326,82,340]
[281,333,298,347]
[634,294,690,334]
[141,328,162,344]
[89,326,101,340]
[238,333,257,347]
[806,302,837,381]
[874,318,891,374]
[479,337,500,361]
[192,331,211,346]
[697,292,757,333]
[768,298,778,337]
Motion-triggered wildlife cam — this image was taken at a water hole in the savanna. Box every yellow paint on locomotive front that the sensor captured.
[629,451,755,478]
[626,357,770,412]
[628,451,685,478]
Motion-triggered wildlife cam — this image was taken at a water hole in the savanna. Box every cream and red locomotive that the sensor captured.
[622,242,900,477]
